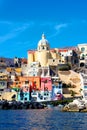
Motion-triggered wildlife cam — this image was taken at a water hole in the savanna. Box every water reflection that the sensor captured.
[0,109,87,130]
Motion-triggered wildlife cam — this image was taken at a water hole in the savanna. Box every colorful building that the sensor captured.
[31,77,52,102]
[17,92,30,102]
[52,81,63,100]
[11,76,41,102]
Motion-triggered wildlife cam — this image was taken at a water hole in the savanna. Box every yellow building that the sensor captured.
[28,34,60,67]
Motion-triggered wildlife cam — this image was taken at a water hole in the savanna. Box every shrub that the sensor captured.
[58,64,71,71]
[70,90,75,97]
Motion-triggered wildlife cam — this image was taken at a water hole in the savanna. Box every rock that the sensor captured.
[62,98,87,112]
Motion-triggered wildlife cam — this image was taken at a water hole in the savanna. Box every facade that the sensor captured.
[0,80,7,92]
[51,77,63,100]
[21,64,28,76]
[80,73,87,99]
[58,47,79,66]
[11,76,41,91]
[78,44,87,67]
[28,34,60,67]
[12,76,40,102]
[27,34,61,78]
[0,73,8,93]
[17,92,30,102]
[31,77,52,102]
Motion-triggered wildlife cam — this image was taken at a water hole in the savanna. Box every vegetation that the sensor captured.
[70,90,76,97]
[58,64,71,71]
[62,83,75,88]
[79,88,83,92]
[42,99,73,106]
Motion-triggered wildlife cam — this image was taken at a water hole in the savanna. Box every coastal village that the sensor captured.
[0,33,87,106]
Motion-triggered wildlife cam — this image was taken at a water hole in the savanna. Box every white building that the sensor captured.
[78,43,87,67]
[80,73,87,99]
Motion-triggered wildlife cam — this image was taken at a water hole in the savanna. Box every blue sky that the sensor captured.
[0,0,87,58]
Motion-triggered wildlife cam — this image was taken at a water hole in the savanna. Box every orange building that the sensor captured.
[11,76,41,92]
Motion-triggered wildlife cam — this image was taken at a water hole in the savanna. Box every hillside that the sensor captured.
[58,70,82,97]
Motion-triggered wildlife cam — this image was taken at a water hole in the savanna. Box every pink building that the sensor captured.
[40,77,52,91]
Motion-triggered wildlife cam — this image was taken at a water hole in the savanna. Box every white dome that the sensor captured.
[38,33,49,46]
[37,33,50,51]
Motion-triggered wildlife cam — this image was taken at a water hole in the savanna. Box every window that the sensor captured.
[44,97,47,100]
[59,86,62,89]
[42,46,45,50]
[20,97,23,100]
[81,47,85,52]
[25,92,27,95]
[84,86,87,89]
[84,93,87,96]
[34,81,36,84]
[81,54,85,60]
[44,91,49,95]
[25,81,29,84]
[24,98,27,101]
[40,96,43,100]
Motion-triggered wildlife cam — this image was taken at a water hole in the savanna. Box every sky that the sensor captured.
[0,0,87,58]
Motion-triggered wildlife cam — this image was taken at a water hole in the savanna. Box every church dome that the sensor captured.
[38,33,49,46]
[37,34,50,51]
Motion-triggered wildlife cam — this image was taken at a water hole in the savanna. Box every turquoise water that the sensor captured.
[0,109,87,130]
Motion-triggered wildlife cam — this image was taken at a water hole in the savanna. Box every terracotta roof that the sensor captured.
[21,58,27,64]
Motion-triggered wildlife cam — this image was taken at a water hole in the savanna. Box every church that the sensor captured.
[27,33,60,77]
[28,33,60,67]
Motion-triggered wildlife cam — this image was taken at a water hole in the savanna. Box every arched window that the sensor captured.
[80,62,84,67]
[42,46,45,50]
[82,54,85,60]
[81,47,85,52]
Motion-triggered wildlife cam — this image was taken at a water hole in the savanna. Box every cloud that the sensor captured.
[0,33,15,43]
[55,23,68,30]
[13,23,30,32]
[0,23,32,43]
[48,31,59,38]
[48,23,68,38]
[0,20,68,44]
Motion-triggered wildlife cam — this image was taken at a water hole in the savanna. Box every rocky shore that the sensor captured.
[0,100,45,110]
[62,98,87,112]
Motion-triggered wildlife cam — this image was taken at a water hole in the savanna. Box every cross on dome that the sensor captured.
[42,33,46,39]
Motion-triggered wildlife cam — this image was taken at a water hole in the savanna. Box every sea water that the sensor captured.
[0,109,87,130]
